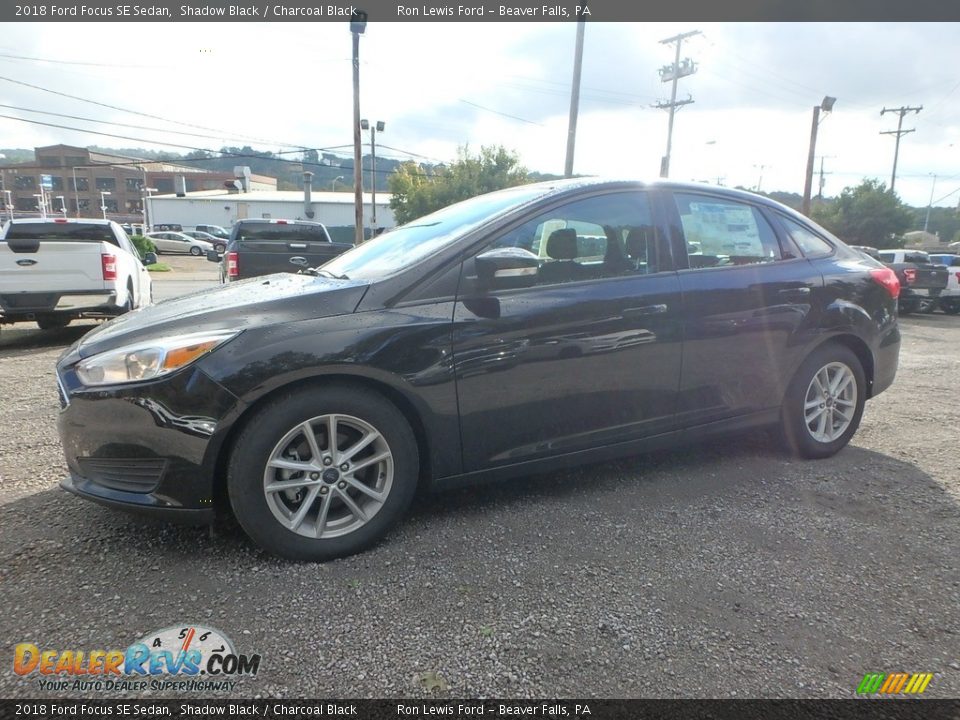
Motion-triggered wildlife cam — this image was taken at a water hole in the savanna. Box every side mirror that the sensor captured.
[143,252,158,266]
[206,249,222,263]
[475,247,540,290]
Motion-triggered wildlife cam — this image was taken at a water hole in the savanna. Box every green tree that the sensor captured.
[388,145,530,225]
[812,179,912,249]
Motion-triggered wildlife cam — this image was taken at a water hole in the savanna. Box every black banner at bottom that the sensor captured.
[2,700,960,720]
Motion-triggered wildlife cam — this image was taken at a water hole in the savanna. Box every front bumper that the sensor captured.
[56,364,241,522]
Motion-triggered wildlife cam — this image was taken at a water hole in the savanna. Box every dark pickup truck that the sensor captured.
[851,246,949,314]
[210,219,354,283]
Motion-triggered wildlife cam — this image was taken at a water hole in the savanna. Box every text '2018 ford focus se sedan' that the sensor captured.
[56,180,901,561]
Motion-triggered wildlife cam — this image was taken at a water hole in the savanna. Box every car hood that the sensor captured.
[73,273,369,359]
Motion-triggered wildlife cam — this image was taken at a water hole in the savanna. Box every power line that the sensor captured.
[459,99,544,126]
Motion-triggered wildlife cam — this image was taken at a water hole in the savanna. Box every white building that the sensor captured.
[146,187,396,243]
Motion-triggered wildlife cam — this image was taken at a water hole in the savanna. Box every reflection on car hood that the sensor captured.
[76,273,369,358]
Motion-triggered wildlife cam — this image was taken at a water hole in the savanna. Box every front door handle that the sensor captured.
[622,304,668,318]
[778,287,811,299]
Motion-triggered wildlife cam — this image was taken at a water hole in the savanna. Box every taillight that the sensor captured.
[101,253,117,281]
[227,251,239,278]
[870,267,900,299]
[903,268,916,285]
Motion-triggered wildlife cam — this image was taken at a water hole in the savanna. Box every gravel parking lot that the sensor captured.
[1,290,958,699]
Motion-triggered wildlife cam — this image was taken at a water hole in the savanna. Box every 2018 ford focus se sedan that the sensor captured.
[56,179,901,561]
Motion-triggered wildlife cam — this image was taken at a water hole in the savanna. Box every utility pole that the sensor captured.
[816,155,835,199]
[654,30,700,178]
[801,96,836,216]
[753,164,768,193]
[924,174,937,233]
[880,105,922,194]
[350,11,367,245]
[564,20,586,178]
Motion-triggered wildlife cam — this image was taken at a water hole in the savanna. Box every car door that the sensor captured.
[151,233,173,253]
[665,191,823,429]
[452,189,683,472]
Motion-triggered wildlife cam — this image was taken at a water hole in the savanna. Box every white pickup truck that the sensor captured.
[928,253,960,315]
[0,218,154,331]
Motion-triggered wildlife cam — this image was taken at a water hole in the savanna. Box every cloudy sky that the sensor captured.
[1,21,958,208]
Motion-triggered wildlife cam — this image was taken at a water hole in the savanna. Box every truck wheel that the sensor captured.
[36,316,70,330]
[227,385,419,561]
[780,343,865,459]
[919,298,937,314]
[940,298,960,315]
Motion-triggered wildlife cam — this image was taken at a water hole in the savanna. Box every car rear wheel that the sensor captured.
[227,385,419,561]
[940,298,960,315]
[780,343,865,459]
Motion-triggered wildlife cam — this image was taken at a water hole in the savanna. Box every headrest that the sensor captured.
[625,228,649,258]
[546,228,578,260]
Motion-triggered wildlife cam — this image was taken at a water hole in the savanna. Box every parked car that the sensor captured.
[146,231,214,256]
[876,249,949,314]
[210,218,352,283]
[0,218,153,331]
[927,253,960,315]
[192,224,230,240]
[56,179,901,561]
[184,230,226,254]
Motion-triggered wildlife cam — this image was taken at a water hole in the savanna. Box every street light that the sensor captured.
[33,193,47,219]
[331,175,344,191]
[55,195,67,218]
[350,9,368,245]
[100,190,111,219]
[2,190,12,221]
[361,119,385,234]
[802,95,837,216]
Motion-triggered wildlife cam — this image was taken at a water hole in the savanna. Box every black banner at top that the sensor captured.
[3,0,960,22]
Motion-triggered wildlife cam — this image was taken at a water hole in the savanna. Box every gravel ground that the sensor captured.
[0,309,958,700]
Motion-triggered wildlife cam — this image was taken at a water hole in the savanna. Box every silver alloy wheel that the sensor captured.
[803,361,858,443]
[263,413,394,539]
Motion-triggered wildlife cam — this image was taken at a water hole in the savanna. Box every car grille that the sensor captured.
[77,457,167,493]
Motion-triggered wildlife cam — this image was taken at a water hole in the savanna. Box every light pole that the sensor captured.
[100,190,111,219]
[331,175,344,191]
[361,119,385,234]
[350,10,367,245]
[923,174,938,233]
[802,95,836,216]
[2,190,11,221]
[55,195,67,218]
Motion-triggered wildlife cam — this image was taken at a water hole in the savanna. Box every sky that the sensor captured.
[1,21,958,209]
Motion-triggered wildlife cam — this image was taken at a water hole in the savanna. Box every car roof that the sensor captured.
[8,217,114,225]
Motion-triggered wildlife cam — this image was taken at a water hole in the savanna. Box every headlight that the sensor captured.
[75,330,238,387]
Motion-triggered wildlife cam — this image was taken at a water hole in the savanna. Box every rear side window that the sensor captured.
[778,216,834,257]
[878,252,894,263]
[904,252,930,264]
[4,222,119,247]
[673,194,783,268]
[237,224,331,243]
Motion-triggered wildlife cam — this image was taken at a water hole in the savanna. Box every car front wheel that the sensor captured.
[227,385,419,561]
[190,246,202,256]
[780,343,866,459]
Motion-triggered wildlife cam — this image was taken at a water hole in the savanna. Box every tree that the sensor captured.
[811,179,912,249]
[387,145,529,225]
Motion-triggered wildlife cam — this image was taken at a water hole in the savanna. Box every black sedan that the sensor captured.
[56,180,901,561]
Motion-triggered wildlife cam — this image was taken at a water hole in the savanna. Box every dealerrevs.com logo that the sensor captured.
[13,625,261,692]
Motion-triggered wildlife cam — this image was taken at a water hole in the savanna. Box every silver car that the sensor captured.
[146,231,214,256]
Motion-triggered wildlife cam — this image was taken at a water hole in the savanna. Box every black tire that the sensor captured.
[215,243,226,253]
[919,298,937,314]
[898,299,917,315]
[940,298,960,315]
[36,315,70,330]
[779,343,866,459]
[227,385,419,561]
[190,246,202,256]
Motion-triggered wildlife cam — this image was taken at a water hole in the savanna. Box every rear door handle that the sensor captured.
[623,304,668,318]
[778,287,811,299]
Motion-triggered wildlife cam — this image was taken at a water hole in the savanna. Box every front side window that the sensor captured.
[674,193,783,268]
[486,192,658,285]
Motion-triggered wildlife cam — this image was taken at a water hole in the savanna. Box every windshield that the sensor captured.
[320,184,552,280]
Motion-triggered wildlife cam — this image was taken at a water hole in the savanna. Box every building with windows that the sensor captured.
[0,145,276,223]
